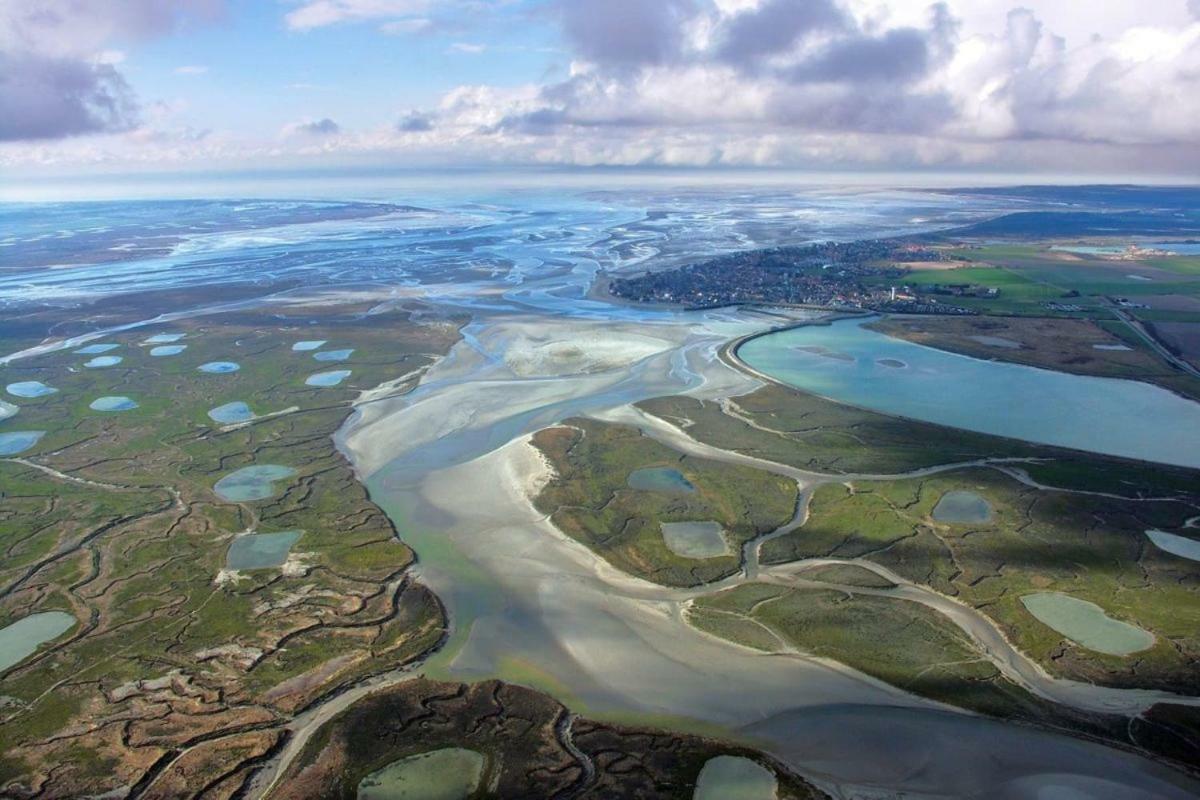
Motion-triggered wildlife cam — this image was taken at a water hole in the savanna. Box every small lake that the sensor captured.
[84,356,123,368]
[75,343,119,355]
[0,611,76,672]
[150,345,187,356]
[932,491,993,524]
[694,756,778,800]
[306,370,351,387]
[143,333,185,344]
[0,400,17,422]
[1145,530,1200,563]
[1021,593,1154,656]
[7,381,57,398]
[1052,242,1200,256]
[90,396,138,411]
[314,348,354,362]
[0,431,45,456]
[214,464,297,502]
[662,521,729,559]
[208,401,255,424]
[199,361,240,374]
[226,531,302,570]
[357,748,485,800]
[628,466,696,493]
[292,340,326,351]
[738,317,1200,469]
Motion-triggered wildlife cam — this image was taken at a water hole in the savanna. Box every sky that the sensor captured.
[2,0,1199,180]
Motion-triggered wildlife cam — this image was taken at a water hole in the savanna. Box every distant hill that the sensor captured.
[946,210,1200,238]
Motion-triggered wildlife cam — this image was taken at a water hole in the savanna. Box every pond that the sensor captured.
[84,356,123,368]
[628,466,696,494]
[1020,593,1155,656]
[661,521,729,559]
[0,611,76,672]
[90,396,138,411]
[1145,529,1200,563]
[357,748,485,800]
[75,343,119,355]
[306,370,351,387]
[738,317,1200,469]
[0,431,45,456]
[932,491,993,524]
[314,348,355,362]
[292,340,327,351]
[6,381,57,398]
[213,464,297,502]
[143,333,185,344]
[208,401,255,424]
[0,400,17,422]
[198,361,240,373]
[150,345,188,356]
[226,531,302,570]
[694,756,778,800]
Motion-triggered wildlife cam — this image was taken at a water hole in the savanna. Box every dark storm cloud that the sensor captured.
[294,117,341,136]
[555,0,698,68]
[787,28,932,84]
[716,0,847,66]
[0,51,138,141]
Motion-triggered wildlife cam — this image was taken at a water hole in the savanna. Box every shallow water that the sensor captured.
[150,345,187,356]
[661,521,729,558]
[357,748,484,800]
[1021,593,1155,656]
[226,531,302,570]
[306,369,351,387]
[0,431,45,456]
[0,611,76,672]
[6,381,57,398]
[628,466,696,493]
[313,348,354,362]
[208,401,255,424]
[84,355,123,368]
[75,343,119,355]
[739,317,1200,469]
[876,358,906,369]
[932,491,993,524]
[1146,530,1200,563]
[198,361,240,373]
[89,396,138,411]
[213,464,297,502]
[1094,344,1132,351]
[292,340,327,351]
[0,400,17,422]
[143,333,185,344]
[694,756,777,800]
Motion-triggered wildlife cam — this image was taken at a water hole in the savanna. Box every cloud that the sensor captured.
[284,0,430,31]
[449,42,486,54]
[716,0,847,66]
[0,51,138,141]
[397,111,434,131]
[285,117,341,136]
[175,64,209,74]
[555,0,699,68]
[1191,0,1200,21]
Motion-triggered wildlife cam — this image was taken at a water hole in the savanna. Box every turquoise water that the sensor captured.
[313,348,354,362]
[0,400,17,421]
[90,396,138,411]
[0,611,76,672]
[150,345,187,356]
[932,491,993,524]
[1052,242,1200,256]
[75,343,119,354]
[628,466,696,493]
[84,355,123,368]
[214,464,297,502]
[1020,593,1155,656]
[661,521,728,558]
[357,748,485,800]
[694,756,778,800]
[306,369,351,387]
[199,361,240,373]
[1146,530,1200,563]
[208,401,255,424]
[226,530,302,570]
[6,381,57,398]
[0,431,45,455]
[292,340,326,351]
[144,333,185,344]
[739,318,1200,469]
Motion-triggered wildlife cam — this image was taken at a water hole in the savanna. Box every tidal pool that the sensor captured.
[214,464,297,502]
[0,611,76,672]
[226,531,302,570]
[662,521,729,559]
[84,355,123,368]
[313,348,354,362]
[143,333,185,344]
[0,400,17,422]
[628,466,696,493]
[694,756,778,800]
[198,361,240,374]
[738,317,1200,469]
[932,491,993,524]
[75,343,119,355]
[0,431,45,456]
[90,396,138,411]
[876,358,907,369]
[357,748,485,800]
[1094,344,1132,351]
[1021,593,1155,656]
[306,370,351,387]
[150,345,187,356]
[292,340,327,351]
[208,401,255,424]
[6,381,57,398]
[1146,530,1200,563]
